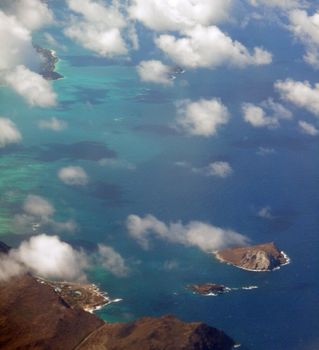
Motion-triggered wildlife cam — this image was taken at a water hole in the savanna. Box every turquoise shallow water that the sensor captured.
[0,14,319,350]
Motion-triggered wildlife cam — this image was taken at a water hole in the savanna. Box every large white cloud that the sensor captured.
[0,234,88,282]
[275,79,319,116]
[155,25,272,69]
[8,0,54,31]
[5,65,57,107]
[97,244,129,277]
[0,6,57,107]
[288,9,319,68]
[126,214,249,252]
[176,98,229,137]
[58,166,89,186]
[64,0,128,57]
[137,60,173,85]
[0,118,22,148]
[129,0,232,32]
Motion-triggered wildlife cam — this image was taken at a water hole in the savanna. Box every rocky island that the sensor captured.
[188,283,228,296]
[34,45,63,80]
[216,242,289,271]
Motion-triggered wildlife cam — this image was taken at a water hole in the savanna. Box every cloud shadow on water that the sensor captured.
[33,141,117,162]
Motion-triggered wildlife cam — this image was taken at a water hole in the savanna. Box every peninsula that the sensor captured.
[216,242,289,271]
[0,241,236,350]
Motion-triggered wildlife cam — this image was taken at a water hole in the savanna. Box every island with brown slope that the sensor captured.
[216,242,289,271]
[187,283,229,296]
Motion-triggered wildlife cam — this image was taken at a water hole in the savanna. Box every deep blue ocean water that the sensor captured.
[0,6,319,349]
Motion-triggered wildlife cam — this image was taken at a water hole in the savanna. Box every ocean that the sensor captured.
[0,8,319,350]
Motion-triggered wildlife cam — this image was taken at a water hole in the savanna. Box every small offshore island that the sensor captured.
[34,45,64,80]
[188,283,229,296]
[216,242,290,272]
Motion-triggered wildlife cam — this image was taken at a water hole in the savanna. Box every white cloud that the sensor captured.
[38,117,67,131]
[126,214,249,252]
[23,195,55,218]
[176,98,229,137]
[97,244,129,277]
[242,103,279,128]
[9,0,54,31]
[5,65,57,107]
[0,10,36,72]
[58,166,89,186]
[275,79,319,116]
[137,60,173,85]
[128,0,232,32]
[204,162,233,178]
[257,147,276,156]
[0,118,22,148]
[14,195,77,234]
[155,25,272,69]
[288,9,319,67]
[64,0,128,57]
[0,234,88,282]
[299,120,319,135]
[258,206,274,219]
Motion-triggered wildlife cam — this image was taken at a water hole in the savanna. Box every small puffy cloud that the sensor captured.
[299,120,319,135]
[176,98,229,137]
[128,0,232,32]
[0,118,22,148]
[126,214,249,252]
[155,25,272,69]
[64,0,127,57]
[191,161,233,178]
[242,103,279,128]
[257,147,276,156]
[205,162,233,178]
[137,60,173,85]
[58,166,89,186]
[97,244,129,277]
[275,79,319,116]
[258,206,274,219]
[23,195,55,218]
[38,117,67,131]
[14,195,77,235]
[5,65,57,107]
[0,234,88,282]
[9,0,54,31]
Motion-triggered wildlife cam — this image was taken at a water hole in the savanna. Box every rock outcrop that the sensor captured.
[216,242,289,271]
[188,283,227,296]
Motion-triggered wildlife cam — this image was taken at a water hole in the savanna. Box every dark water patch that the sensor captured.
[86,181,126,206]
[64,55,133,67]
[33,141,117,162]
[133,124,179,137]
